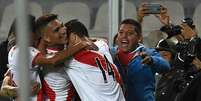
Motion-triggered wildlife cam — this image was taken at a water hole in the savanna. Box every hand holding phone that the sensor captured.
[144,3,161,14]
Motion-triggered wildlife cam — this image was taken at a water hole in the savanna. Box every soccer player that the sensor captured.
[35,14,89,101]
[8,14,89,101]
[64,19,125,101]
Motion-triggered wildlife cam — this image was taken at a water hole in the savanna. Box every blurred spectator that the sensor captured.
[155,39,180,101]
[158,17,201,101]
[0,18,18,101]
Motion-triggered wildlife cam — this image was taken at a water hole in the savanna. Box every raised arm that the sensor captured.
[34,33,90,66]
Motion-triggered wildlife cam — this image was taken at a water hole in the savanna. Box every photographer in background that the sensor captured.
[160,17,201,70]
[137,3,201,101]
[160,18,201,101]
[154,39,180,101]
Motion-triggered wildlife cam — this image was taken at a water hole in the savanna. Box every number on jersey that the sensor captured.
[95,55,115,83]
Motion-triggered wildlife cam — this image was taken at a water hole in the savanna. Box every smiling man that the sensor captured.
[112,18,171,101]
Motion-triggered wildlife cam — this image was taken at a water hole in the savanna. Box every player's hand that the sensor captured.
[1,74,18,97]
[4,69,11,77]
[0,85,18,97]
[85,42,99,51]
[31,81,41,96]
[140,52,153,65]
[68,32,82,46]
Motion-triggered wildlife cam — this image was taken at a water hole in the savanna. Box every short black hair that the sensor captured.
[155,39,176,56]
[64,19,89,37]
[7,15,36,50]
[8,14,36,36]
[120,19,142,36]
[35,14,58,36]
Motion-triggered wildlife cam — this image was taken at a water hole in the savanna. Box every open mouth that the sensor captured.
[121,40,129,47]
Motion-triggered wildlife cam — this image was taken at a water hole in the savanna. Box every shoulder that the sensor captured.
[94,39,109,48]
[74,50,103,59]
[8,46,18,55]
[29,47,40,54]
[73,50,105,66]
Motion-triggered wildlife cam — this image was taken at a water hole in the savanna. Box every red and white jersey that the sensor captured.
[94,39,114,63]
[64,50,125,101]
[8,46,43,101]
[42,48,76,101]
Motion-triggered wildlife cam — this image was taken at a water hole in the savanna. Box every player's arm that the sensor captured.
[35,42,88,66]
[37,37,47,55]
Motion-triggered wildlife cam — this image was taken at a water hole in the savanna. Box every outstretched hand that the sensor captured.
[68,33,98,51]
[140,52,153,65]
[68,32,82,47]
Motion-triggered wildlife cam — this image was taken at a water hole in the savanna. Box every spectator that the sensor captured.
[111,18,170,101]
[161,18,201,101]
[154,39,180,101]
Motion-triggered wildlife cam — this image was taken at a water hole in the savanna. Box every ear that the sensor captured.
[138,35,143,43]
[43,35,51,43]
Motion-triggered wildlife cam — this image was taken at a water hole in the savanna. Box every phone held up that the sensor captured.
[144,3,161,14]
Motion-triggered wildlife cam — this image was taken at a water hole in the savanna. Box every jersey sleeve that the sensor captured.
[94,40,114,63]
[29,47,40,66]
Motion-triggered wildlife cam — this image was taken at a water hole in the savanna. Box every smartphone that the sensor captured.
[144,3,161,14]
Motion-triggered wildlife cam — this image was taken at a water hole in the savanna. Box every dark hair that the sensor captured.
[35,14,58,36]
[7,15,36,51]
[120,19,142,35]
[64,19,89,37]
[113,34,118,46]
[155,39,176,57]
[0,40,9,81]
[8,15,36,36]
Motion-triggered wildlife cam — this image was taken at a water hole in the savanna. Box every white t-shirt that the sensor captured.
[42,48,76,101]
[64,50,125,101]
[8,46,42,101]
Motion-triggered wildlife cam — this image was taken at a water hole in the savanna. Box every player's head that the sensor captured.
[64,19,89,38]
[36,14,67,46]
[7,15,37,49]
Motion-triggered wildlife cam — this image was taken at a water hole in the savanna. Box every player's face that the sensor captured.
[117,24,142,52]
[44,19,67,46]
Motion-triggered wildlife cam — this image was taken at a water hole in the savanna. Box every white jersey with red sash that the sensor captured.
[8,46,43,101]
[93,39,114,63]
[64,50,125,101]
[42,48,76,101]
